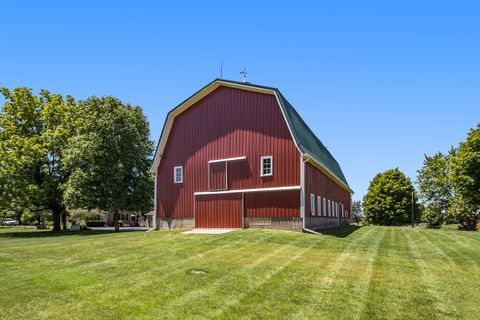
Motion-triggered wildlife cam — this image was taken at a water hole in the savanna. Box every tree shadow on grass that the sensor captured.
[0,228,137,239]
[318,225,363,238]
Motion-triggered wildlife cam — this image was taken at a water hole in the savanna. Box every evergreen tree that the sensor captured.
[363,168,417,226]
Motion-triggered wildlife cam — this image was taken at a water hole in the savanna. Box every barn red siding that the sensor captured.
[304,162,351,224]
[195,194,243,228]
[209,162,227,191]
[245,190,300,218]
[156,86,301,219]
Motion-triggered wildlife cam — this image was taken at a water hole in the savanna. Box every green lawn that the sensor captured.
[0,226,479,320]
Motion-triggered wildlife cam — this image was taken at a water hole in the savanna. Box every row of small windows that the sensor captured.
[309,194,349,218]
[173,156,273,184]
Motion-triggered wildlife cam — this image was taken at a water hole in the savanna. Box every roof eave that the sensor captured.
[302,152,353,194]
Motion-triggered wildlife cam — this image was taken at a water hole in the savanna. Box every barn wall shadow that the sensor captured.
[318,225,362,238]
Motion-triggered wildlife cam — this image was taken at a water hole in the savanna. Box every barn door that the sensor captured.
[195,193,243,228]
[209,161,227,191]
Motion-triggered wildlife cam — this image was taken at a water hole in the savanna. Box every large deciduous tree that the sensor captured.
[363,168,417,226]
[449,124,480,229]
[0,88,76,231]
[62,96,153,231]
[416,152,453,228]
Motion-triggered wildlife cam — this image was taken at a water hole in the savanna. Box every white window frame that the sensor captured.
[317,196,322,216]
[310,193,315,216]
[174,166,183,184]
[328,199,331,217]
[260,155,273,177]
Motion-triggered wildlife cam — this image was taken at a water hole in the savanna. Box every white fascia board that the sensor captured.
[303,153,353,194]
[208,156,247,163]
[150,81,279,173]
[194,185,301,196]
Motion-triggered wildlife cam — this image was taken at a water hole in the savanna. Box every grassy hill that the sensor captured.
[0,226,478,319]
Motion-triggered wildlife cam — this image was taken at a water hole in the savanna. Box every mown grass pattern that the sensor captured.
[0,226,478,320]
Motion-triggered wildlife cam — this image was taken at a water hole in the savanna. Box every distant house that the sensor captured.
[150,79,353,231]
[105,211,139,227]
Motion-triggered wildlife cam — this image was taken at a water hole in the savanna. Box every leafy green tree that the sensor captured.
[0,88,76,231]
[63,96,153,231]
[416,152,453,227]
[449,124,480,229]
[421,203,444,228]
[352,200,363,224]
[446,195,479,230]
[363,168,417,226]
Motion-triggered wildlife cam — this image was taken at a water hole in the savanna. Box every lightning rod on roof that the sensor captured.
[220,59,223,78]
[240,68,248,82]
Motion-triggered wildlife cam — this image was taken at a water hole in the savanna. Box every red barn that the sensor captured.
[151,79,353,231]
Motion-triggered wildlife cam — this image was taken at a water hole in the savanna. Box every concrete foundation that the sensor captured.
[244,217,303,231]
[306,217,350,229]
[157,218,195,230]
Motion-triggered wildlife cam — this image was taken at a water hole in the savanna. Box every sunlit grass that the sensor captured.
[0,225,478,319]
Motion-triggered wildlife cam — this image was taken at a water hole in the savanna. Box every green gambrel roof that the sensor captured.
[152,78,350,191]
[276,91,349,187]
[216,79,350,189]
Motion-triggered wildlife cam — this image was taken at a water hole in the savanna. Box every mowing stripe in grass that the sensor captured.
[427,230,480,267]
[423,230,474,259]
[162,244,294,311]
[353,227,386,320]
[284,227,381,319]
[92,232,280,312]
[318,226,377,286]
[403,228,458,319]
[209,244,315,319]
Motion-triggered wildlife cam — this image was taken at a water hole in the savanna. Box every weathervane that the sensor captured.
[240,68,248,82]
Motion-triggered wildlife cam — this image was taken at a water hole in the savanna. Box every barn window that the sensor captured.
[310,194,315,216]
[174,166,183,184]
[328,199,331,217]
[323,198,327,217]
[317,196,322,216]
[260,156,273,176]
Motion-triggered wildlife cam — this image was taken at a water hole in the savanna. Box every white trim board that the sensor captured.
[149,79,352,196]
[208,156,247,163]
[194,185,301,196]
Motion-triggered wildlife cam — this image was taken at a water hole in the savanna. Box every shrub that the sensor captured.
[85,220,105,227]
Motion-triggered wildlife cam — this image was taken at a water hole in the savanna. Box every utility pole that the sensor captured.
[411,192,414,228]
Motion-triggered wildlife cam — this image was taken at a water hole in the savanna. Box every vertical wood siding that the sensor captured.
[209,162,227,190]
[304,162,351,225]
[245,190,300,218]
[156,86,301,219]
[195,194,243,228]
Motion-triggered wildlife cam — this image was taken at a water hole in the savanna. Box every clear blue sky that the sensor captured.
[1,1,479,200]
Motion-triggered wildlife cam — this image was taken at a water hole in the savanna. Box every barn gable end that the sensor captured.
[152,79,352,231]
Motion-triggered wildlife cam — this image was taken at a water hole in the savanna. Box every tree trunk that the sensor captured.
[52,210,61,231]
[61,209,67,230]
[114,210,119,232]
